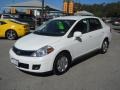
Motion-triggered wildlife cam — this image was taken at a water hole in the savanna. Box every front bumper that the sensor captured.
[9,49,55,73]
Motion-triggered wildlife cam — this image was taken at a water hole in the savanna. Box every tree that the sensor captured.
[74,1,120,17]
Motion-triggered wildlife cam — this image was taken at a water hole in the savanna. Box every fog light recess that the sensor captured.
[32,65,41,70]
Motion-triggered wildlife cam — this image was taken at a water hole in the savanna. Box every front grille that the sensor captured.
[13,46,34,56]
[18,63,29,69]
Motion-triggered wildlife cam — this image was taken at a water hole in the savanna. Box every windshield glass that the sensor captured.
[34,20,76,36]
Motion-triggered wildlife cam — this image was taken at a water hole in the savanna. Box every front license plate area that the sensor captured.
[11,58,19,66]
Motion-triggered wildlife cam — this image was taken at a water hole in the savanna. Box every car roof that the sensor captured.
[54,16,99,21]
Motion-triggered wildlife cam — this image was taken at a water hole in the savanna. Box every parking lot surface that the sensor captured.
[0,30,120,90]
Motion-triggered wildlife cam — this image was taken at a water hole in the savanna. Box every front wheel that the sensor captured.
[100,40,109,54]
[6,30,18,40]
[53,53,71,75]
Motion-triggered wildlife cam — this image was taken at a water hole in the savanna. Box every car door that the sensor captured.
[86,18,104,51]
[0,22,1,36]
[0,21,4,36]
[0,21,7,37]
[66,19,92,59]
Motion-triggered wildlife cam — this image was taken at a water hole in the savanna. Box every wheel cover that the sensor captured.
[103,41,108,52]
[57,56,68,72]
[7,30,16,40]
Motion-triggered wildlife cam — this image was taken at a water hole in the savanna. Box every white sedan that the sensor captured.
[9,16,112,75]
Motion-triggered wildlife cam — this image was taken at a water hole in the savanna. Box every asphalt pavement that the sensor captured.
[0,30,120,90]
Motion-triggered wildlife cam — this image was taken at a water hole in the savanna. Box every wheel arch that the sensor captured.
[55,50,72,62]
[5,29,18,37]
[5,29,18,39]
[104,37,109,45]
[53,49,72,75]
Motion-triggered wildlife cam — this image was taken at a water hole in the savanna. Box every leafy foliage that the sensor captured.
[74,1,120,17]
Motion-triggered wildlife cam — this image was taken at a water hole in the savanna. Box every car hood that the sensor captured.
[15,33,62,50]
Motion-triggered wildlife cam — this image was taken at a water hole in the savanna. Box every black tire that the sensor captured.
[6,30,18,40]
[53,52,71,75]
[100,39,109,54]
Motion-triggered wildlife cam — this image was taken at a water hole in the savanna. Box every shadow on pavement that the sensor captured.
[20,70,54,77]
[0,77,2,80]
[113,29,120,33]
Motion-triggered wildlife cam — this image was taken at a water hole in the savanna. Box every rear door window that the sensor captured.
[88,18,102,32]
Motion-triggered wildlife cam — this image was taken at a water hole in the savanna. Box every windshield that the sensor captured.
[34,20,76,36]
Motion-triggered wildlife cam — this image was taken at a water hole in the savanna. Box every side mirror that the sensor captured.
[73,31,82,38]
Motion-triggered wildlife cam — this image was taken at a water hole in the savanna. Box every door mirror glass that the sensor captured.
[73,31,82,38]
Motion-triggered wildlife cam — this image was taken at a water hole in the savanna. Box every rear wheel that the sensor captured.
[100,39,109,54]
[6,30,18,40]
[53,52,71,75]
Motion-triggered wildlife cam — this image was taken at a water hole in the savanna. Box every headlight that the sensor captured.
[32,45,54,57]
